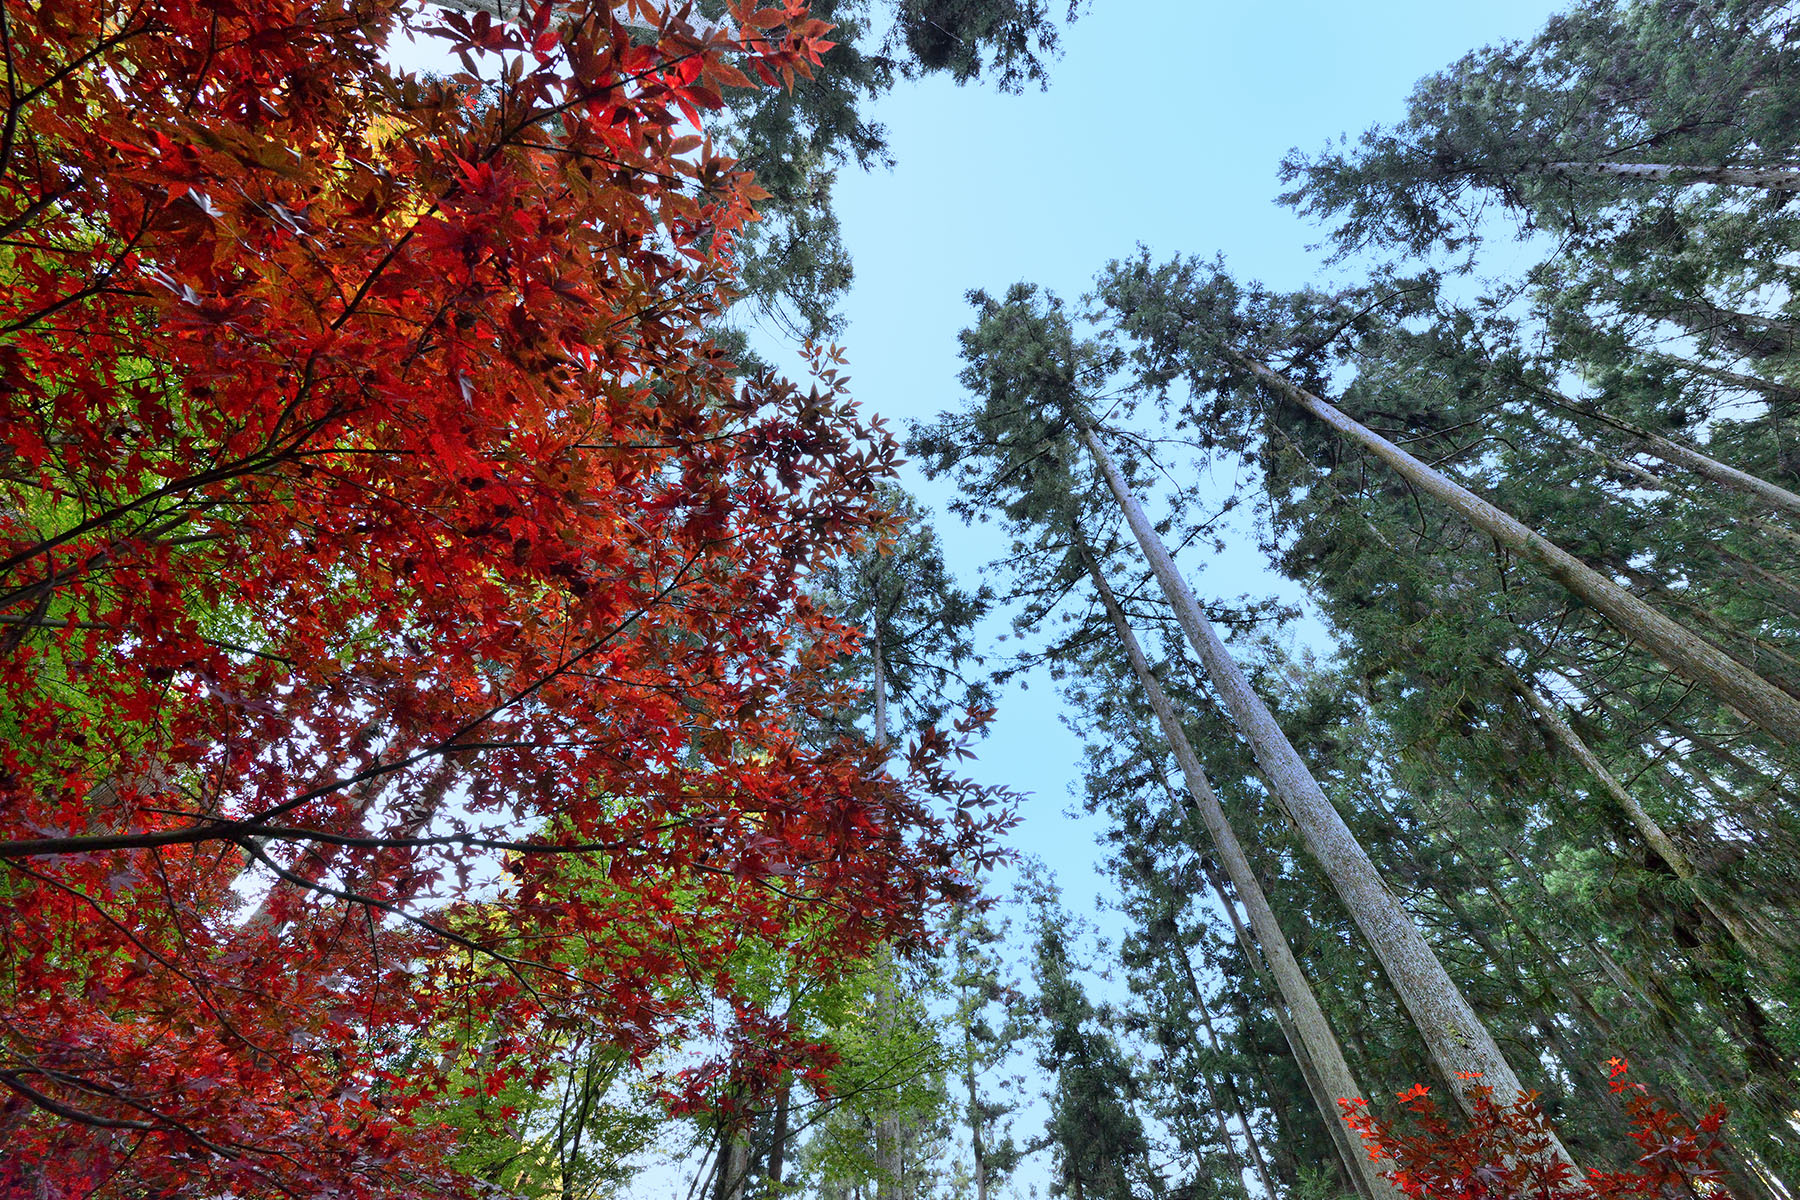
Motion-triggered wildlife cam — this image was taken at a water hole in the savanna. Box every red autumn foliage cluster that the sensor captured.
[0,0,1008,1194]
[1340,1060,1738,1200]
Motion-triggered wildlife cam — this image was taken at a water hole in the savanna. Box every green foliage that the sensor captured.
[1021,866,1161,1200]
[810,483,994,741]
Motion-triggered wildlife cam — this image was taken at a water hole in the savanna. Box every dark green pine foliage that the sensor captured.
[912,283,1515,1188]
[1278,0,1800,599]
[809,482,994,744]
[1280,0,1800,594]
[1022,867,1162,1200]
[1088,249,1800,1192]
[1279,0,1800,263]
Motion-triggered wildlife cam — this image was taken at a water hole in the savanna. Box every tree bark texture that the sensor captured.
[1540,160,1800,191]
[1076,535,1401,1200]
[1235,354,1800,748]
[1079,422,1571,1171]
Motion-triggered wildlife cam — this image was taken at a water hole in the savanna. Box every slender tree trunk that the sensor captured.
[867,631,906,1200]
[1234,354,1800,747]
[1204,860,1365,1200]
[1661,715,1795,799]
[1533,385,1800,521]
[1168,947,1255,1197]
[1504,666,1772,967]
[1076,534,1400,1200]
[873,964,902,1200]
[766,1079,791,1193]
[1404,786,1793,1200]
[1134,881,1262,1200]
[1652,299,1800,357]
[1175,938,1282,1200]
[1539,160,1800,191]
[1079,424,1569,1167]
[1432,784,1709,1068]
[1649,352,1800,407]
[1220,973,1306,1190]
[965,1052,988,1200]
[872,609,888,752]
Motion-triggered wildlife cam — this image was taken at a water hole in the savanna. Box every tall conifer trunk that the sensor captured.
[965,1053,989,1200]
[1077,423,1571,1168]
[1537,160,1800,190]
[867,633,910,1200]
[1201,859,1367,1200]
[1503,665,1773,967]
[1231,354,1800,747]
[1516,377,1800,520]
[1075,534,1402,1200]
[1176,938,1282,1200]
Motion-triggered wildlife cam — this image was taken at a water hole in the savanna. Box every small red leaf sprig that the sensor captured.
[1339,1061,1739,1200]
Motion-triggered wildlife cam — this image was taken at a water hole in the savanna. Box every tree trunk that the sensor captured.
[1170,948,1255,1197]
[1234,354,1800,747]
[1525,379,1800,520]
[1540,160,1800,191]
[1204,860,1362,1200]
[1078,423,1569,1168]
[1175,937,1282,1200]
[965,1052,988,1200]
[714,1124,752,1200]
[1134,875,1263,1200]
[872,609,888,752]
[1505,666,1772,967]
[1738,513,1800,556]
[873,962,903,1200]
[1075,534,1401,1200]
[766,1079,792,1192]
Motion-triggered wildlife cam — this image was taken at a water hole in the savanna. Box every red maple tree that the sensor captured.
[0,0,1007,1193]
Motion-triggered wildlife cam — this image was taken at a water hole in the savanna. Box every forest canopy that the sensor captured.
[3,0,1797,1198]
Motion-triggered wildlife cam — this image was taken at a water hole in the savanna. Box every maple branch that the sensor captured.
[2,857,285,1059]
[0,1066,262,1163]
[0,408,337,586]
[0,178,83,242]
[0,1070,157,1134]
[0,511,228,612]
[235,836,558,1005]
[0,555,702,859]
[0,613,293,663]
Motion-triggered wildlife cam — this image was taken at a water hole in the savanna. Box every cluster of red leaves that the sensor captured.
[1340,1060,1737,1200]
[0,0,1009,1194]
